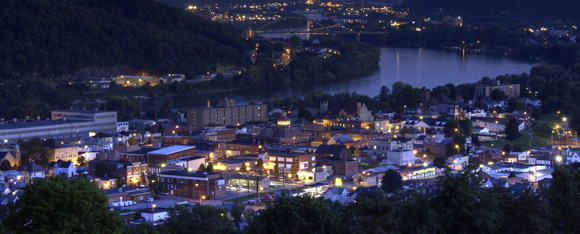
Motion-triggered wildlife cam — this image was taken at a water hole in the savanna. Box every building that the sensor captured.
[166,156,205,171]
[319,101,373,121]
[89,160,148,186]
[111,75,158,87]
[475,81,520,99]
[0,109,117,142]
[204,129,236,142]
[267,151,315,174]
[147,146,196,172]
[161,136,191,147]
[141,208,168,223]
[159,170,227,200]
[447,155,469,170]
[187,99,267,130]
[103,186,151,204]
[47,146,79,164]
[16,162,45,183]
[386,149,416,167]
[49,160,76,177]
[443,15,463,27]
[315,145,359,176]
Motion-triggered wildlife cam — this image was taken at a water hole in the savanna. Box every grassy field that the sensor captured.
[481,121,555,150]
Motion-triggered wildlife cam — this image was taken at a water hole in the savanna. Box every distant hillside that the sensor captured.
[0,0,249,78]
[397,0,580,22]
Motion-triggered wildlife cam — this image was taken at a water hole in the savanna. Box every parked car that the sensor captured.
[284,179,293,184]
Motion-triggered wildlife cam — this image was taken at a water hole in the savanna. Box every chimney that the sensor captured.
[25,116,29,120]
[70,106,73,110]
[12,118,16,123]
[36,116,40,121]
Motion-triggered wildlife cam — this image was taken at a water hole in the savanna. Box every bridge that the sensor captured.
[254,17,387,36]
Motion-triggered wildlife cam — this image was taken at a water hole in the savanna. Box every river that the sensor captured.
[174,47,536,107]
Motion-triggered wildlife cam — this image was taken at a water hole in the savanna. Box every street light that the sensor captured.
[455,144,460,155]
[556,156,562,165]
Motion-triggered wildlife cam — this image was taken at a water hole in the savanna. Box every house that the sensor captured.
[141,208,169,223]
[16,162,45,183]
[472,117,525,133]
[566,147,580,164]
[319,101,372,121]
[315,145,359,176]
[49,160,76,178]
[0,151,18,169]
[447,155,469,170]
[159,170,227,200]
[322,186,351,204]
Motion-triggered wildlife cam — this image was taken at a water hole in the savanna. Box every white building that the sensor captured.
[386,150,416,166]
[0,109,117,142]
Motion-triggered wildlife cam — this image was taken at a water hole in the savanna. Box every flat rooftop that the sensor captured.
[0,119,89,131]
[55,109,115,114]
[148,145,195,155]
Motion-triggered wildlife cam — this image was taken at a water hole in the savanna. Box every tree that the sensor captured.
[94,161,112,178]
[116,175,126,188]
[506,118,521,140]
[256,158,264,176]
[348,146,356,154]
[503,144,512,152]
[158,205,235,234]
[230,201,246,230]
[458,119,473,135]
[341,189,396,234]
[2,177,123,233]
[19,138,51,169]
[507,97,525,112]
[77,156,87,167]
[433,156,447,168]
[128,137,138,145]
[197,164,206,172]
[157,124,165,135]
[0,160,12,171]
[274,163,280,179]
[402,167,503,233]
[246,194,340,234]
[381,169,403,193]
[206,163,214,173]
[490,89,507,101]
[444,120,460,137]
[548,166,580,233]
[290,164,298,179]
[149,173,165,197]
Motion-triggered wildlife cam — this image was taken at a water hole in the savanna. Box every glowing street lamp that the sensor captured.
[455,144,460,155]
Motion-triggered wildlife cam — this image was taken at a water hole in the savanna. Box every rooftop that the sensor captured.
[55,109,114,114]
[148,145,195,155]
[0,119,88,131]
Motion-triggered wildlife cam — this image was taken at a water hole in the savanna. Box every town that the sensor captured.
[0,77,571,229]
[2,0,580,233]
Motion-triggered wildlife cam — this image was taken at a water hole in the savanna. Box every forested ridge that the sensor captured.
[0,0,249,78]
[397,0,580,22]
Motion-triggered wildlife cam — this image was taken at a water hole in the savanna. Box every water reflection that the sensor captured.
[173,47,536,108]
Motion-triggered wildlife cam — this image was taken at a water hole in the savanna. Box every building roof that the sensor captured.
[50,160,73,168]
[17,162,45,173]
[148,145,195,155]
[159,170,221,178]
[315,145,348,155]
[0,119,89,130]
[55,109,113,114]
